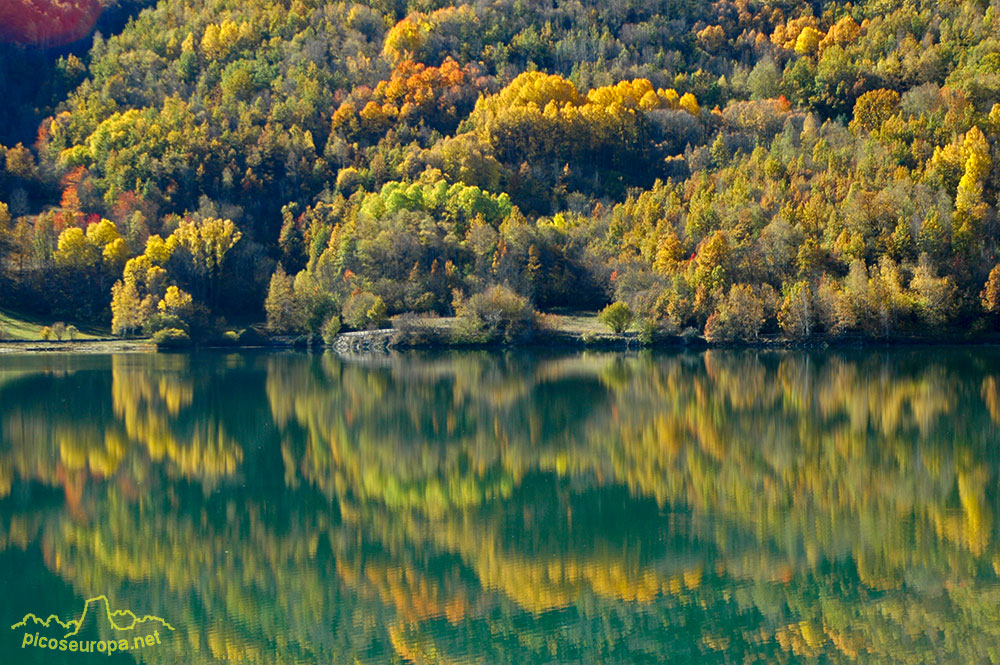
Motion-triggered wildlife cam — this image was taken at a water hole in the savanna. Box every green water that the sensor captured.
[1,349,1000,664]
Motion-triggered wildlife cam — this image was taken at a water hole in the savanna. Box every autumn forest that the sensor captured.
[1,0,1000,344]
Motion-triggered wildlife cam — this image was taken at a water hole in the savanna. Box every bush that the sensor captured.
[637,317,659,345]
[598,302,634,334]
[390,311,423,332]
[144,312,190,336]
[391,311,441,346]
[322,315,342,345]
[39,326,53,340]
[153,328,192,349]
[455,285,536,342]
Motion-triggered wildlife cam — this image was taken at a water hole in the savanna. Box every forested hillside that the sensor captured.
[1,0,999,342]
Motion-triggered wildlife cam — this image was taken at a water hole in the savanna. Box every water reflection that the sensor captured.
[2,349,1000,663]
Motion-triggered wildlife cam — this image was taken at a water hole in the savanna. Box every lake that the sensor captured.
[1,348,1000,664]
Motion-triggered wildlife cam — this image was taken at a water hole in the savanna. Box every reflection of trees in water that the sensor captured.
[0,354,253,497]
[3,350,1000,662]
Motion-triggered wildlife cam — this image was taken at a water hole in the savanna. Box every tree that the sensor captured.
[794,27,823,55]
[865,257,910,337]
[321,315,342,344]
[158,285,194,318]
[599,302,634,334]
[953,127,991,263]
[111,278,142,336]
[54,227,98,269]
[171,217,242,304]
[910,255,956,327]
[778,281,813,339]
[705,284,766,342]
[850,89,900,134]
[265,264,305,334]
[342,291,385,330]
[455,285,535,341]
[981,265,1000,317]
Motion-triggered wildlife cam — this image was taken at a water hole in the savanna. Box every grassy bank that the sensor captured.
[0,339,155,353]
[0,309,106,341]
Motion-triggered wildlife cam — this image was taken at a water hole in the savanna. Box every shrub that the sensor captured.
[455,284,535,342]
[144,312,189,336]
[637,317,659,345]
[39,326,53,340]
[391,311,441,346]
[390,311,424,332]
[153,328,192,349]
[598,302,634,334]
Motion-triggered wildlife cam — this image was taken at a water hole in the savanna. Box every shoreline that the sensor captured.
[3,326,1000,355]
[0,339,156,353]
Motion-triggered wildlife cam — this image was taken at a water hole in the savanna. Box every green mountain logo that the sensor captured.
[11,595,174,639]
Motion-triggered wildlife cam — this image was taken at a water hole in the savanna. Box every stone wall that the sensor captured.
[331,329,396,354]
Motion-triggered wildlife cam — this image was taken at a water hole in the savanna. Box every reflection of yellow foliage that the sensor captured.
[111,356,241,477]
[957,469,991,555]
[981,376,1000,424]
[775,621,824,657]
[337,557,469,624]
[825,626,863,659]
[0,460,10,498]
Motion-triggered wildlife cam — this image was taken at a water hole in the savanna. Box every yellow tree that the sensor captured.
[110,277,142,336]
[849,89,900,134]
[953,127,992,265]
[54,227,99,269]
[171,217,242,305]
[981,265,1000,320]
[158,285,194,318]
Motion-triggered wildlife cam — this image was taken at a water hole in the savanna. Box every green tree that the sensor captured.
[265,264,305,334]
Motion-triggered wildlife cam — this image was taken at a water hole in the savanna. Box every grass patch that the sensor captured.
[538,312,607,335]
[0,309,103,340]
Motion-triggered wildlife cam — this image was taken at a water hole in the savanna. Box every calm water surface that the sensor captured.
[1,349,1000,664]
